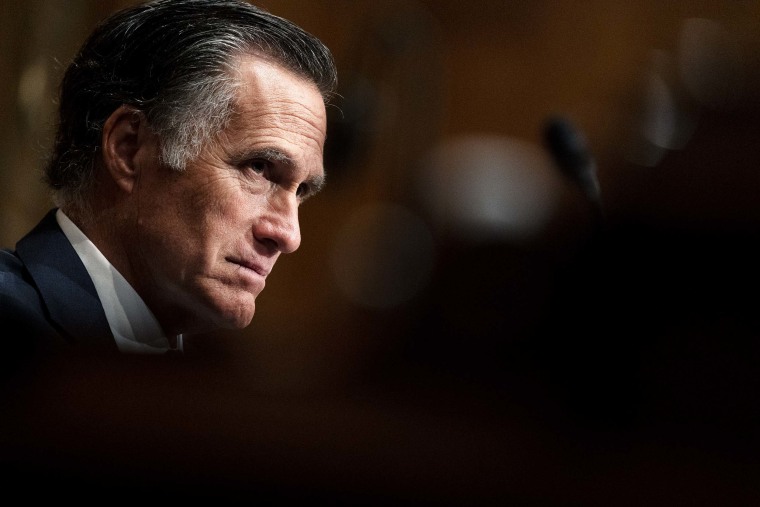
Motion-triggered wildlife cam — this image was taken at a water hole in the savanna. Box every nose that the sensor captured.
[254,191,301,254]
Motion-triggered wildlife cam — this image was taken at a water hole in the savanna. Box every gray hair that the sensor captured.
[45,0,338,212]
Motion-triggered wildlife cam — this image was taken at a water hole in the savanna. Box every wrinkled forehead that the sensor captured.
[228,51,329,103]
[230,54,327,131]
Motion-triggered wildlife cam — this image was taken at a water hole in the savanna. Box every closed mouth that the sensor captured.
[228,257,269,277]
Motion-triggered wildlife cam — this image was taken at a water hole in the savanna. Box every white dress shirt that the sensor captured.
[56,209,182,354]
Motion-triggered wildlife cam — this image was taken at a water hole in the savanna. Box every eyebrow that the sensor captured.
[254,147,293,165]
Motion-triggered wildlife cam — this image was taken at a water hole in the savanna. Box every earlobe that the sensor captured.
[101,105,147,193]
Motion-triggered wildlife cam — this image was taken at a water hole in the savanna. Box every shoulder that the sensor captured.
[0,247,39,310]
[0,247,71,381]
[0,247,23,271]
[0,244,69,354]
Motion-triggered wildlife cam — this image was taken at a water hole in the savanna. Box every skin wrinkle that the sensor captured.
[114,54,327,337]
[4,0,338,355]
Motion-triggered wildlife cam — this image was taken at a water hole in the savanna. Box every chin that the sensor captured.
[199,289,257,330]
[220,302,256,330]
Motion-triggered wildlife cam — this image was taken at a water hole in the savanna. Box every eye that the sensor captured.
[248,159,269,174]
[296,182,310,199]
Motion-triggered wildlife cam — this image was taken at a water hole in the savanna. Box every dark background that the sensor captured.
[2,1,760,504]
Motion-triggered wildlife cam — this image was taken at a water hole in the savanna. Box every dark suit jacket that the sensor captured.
[1,209,118,373]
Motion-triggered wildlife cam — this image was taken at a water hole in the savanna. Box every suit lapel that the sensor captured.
[16,209,117,352]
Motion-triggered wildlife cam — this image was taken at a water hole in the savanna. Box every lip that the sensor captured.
[230,257,270,277]
[227,256,271,284]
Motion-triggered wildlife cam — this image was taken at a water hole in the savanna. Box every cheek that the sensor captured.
[173,173,243,224]
[138,185,222,258]
[140,169,260,262]
[188,186,257,250]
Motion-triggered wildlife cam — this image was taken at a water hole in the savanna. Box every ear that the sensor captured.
[101,105,153,193]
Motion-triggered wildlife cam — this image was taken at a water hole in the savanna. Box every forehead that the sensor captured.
[204,54,329,185]
[229,54,327,143]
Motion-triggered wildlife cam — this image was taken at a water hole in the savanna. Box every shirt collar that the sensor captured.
[56,209,182,354]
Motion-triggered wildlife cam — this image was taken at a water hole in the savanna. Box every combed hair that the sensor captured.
[45,0,338,212]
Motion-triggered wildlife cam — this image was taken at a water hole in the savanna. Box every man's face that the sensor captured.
[129,55,327,335]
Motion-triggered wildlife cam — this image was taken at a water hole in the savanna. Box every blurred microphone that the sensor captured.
[543,115,605,225]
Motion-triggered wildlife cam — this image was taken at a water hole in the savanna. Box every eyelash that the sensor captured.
[296,183,310,199]
[245,159,310,200]
[249,159,269,174]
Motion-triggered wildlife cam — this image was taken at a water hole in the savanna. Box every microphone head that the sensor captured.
[542,115,601,205]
